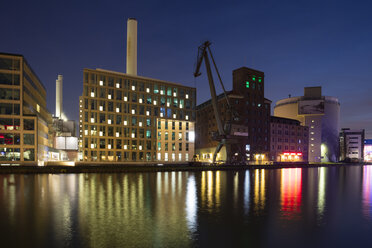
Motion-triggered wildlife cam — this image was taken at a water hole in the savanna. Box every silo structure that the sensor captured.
[321,96,340,162]
[126,18,137,75]
[274,87,340,162]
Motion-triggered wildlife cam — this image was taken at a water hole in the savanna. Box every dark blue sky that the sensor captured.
[2,0,372,136]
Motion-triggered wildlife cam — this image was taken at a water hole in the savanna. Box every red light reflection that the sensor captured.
[280,168,302,220]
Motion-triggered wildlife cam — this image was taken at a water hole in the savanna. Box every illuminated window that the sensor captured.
[245,81,250,88]
[252,76,256,81]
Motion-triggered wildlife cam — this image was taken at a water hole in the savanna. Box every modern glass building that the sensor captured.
[0,53,51,164]
[79,68,196,163]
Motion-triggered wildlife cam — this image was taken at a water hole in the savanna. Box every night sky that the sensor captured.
[2,1,372,137]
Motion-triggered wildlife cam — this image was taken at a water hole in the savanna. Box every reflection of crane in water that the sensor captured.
[194,41,242,164]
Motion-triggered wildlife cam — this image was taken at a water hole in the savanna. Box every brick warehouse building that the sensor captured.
[270,116,309,162]
[196,67,271,163]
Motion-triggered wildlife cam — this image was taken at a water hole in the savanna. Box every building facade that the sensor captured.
[364,139,372,162]
[339,128,364,162]
[274,87,340,162]
[196,67,271,163]
[0,53,51,164]
[270,116,309,162]
[79,68,196,163]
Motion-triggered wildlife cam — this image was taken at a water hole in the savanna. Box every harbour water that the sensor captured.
[1,165,372,247]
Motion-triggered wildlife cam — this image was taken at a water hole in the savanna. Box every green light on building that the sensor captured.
[246,81,250,88]
[252,76,256,81]
[258,78,262,83]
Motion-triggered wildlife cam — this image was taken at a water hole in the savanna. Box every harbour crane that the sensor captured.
[194,41,241,164]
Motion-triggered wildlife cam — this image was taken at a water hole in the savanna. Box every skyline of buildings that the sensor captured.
[0,17,369,164]
[0,50,369,164]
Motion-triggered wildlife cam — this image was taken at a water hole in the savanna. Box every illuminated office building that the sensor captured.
[79,69,196,162]
[0,53,51,164]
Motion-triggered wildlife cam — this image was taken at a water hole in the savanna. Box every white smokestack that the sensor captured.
[126,18,137,75]
[56,75,63,118]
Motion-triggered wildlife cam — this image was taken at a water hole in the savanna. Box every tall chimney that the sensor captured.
[126,18,137,75]
[56,75,63,118]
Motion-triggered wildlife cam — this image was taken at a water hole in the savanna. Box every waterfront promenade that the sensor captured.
[0,162,369,174]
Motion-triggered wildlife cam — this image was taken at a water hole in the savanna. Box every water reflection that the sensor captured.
[200,171,221,211]
[254,169,266,212]
[1,167,372,247]
[244,171,250,214]
[280,168,302,220]
[318,167,327,219]
[186,174,197,232]
[363,166,372,219]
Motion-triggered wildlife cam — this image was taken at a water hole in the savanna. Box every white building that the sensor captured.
[340,128,364,162]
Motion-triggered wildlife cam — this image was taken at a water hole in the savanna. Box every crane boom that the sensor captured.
[194,41,225,136]
[194,41,243,164]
